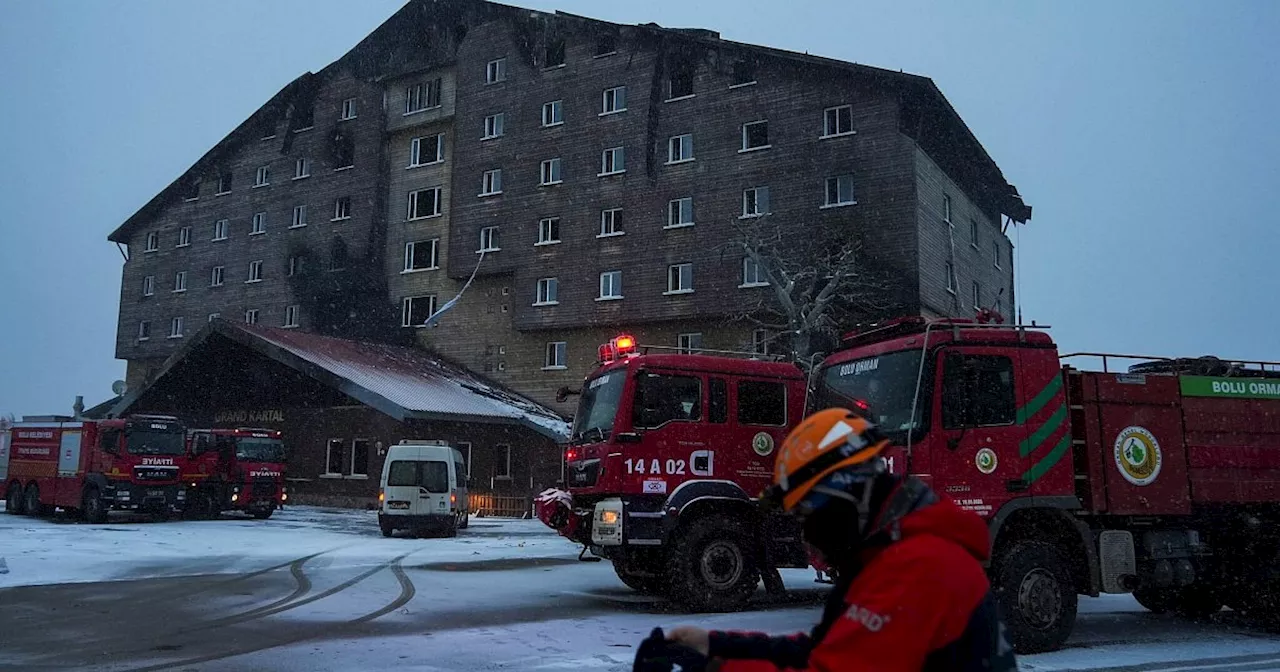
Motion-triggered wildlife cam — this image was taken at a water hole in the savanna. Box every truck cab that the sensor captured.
[187,428,286,519]
[541,334,809,611]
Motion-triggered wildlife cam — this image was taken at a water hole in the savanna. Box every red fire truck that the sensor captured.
[2,414,190,522]
[538,335,812,611]
[186,428,287,519]
[813,315,1280,652]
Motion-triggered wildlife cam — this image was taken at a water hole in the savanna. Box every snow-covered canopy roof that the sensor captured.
[111,320,571,442]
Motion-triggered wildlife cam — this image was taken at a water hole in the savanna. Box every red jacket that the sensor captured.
[709,497,1016,672]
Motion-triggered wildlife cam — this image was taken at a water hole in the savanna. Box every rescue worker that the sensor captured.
[635,407,1018,672]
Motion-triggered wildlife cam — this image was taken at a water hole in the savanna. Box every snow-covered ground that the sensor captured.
[1,505,1278,671]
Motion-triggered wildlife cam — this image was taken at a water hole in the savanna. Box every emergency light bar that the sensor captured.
[597,334,639,363]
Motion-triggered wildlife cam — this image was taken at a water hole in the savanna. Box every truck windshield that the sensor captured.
[236,438,285,463]
[125,430,187,456]
[816,350,926,437]
[571,370,625,443]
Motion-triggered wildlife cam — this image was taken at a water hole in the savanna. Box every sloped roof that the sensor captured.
[111,320,570,441]
[108,0,1030,245]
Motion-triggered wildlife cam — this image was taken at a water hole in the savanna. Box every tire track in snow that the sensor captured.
[116,553,417,672]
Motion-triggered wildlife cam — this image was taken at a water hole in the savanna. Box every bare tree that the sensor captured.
[730,213,897,368]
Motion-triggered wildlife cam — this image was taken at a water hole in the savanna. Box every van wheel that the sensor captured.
[82,487,108,524]
[446,518,458,538]
[667,515,760,612]
[5,482,24,515]
[993,541,1077,654]
[379,519,395,538]
[459,512,469,530]
[24,484,46,517]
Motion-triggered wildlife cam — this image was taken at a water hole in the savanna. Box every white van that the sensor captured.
[378,441,468,538]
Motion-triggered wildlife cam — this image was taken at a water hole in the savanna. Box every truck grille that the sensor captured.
[134,467,178,482]
[568,459,600,488]
[251,478,276,498]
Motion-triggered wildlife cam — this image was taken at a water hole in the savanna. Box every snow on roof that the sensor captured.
[233,323,570,440]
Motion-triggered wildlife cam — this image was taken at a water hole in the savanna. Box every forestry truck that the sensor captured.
[186,428,287,519]
[2,414,189,522]
[537,334,814,611]
[541,322,1280,654]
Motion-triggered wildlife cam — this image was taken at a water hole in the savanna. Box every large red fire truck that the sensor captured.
[186,428,287,519]
[2,414,190,522]
[538,335,812,611]
[812,315,1280,652]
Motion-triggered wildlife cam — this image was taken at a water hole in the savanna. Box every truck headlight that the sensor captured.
[591,498,624,546]
[600,510,619,525]
[231,493,239,502]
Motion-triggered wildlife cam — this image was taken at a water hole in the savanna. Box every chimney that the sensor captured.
[73,395,85,419]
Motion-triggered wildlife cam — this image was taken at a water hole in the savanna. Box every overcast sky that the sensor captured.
[1,1,1277,418]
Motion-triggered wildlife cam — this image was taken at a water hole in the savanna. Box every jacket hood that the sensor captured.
[897,497,991,563]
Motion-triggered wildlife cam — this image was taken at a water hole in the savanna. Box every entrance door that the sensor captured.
[929,348,1025,520]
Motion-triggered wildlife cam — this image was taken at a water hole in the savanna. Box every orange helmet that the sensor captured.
[764,408,891,514]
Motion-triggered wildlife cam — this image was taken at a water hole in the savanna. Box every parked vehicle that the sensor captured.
[186,427,287,519]
[378,440,468,537]
[3,414,189,522]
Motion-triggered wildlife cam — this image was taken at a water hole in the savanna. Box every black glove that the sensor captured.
[633,627,710,672]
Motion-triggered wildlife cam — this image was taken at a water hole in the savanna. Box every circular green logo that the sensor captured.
[975,448,998,475]
[752,432,775,457]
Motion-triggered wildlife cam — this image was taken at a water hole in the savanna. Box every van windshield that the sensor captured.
[387,460,449,493]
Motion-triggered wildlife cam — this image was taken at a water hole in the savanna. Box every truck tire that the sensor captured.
[613,559,667,595]
[24,484,46,518]
[993,541,1077,654]
[5,482,24,515]
[667,515,760,612]
[1134,585,1222,619]
[82,487,108,524]
[251,509,274,520]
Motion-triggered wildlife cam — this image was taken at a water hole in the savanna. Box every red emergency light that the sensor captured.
[598,334,639,363]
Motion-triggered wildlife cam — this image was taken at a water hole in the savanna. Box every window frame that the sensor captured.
[210,266,224,287]
[169,316,184,339]
[742,186,770,218]
[138,320,151,341]
[482,113,505,140]
[213,219,229,241]
[994,241,1003,270]
[943,194,953,227]
[601,86,627,115]
[246,260,263,283]
[145,231,159,252]
[677,332,703,355]
[245,308,259,325]
[401,294,439,327]
[291,204,308,228]
[142,275,155,296]
[598,270,623,301]
[599,146,626,176]
[540,157,563,185]
[403,238,440,273]
[177,226,192,247]
[350,438,371,478]
[740,120,771,152]
[737,379,788,426]
[941,352,1017,429]
[409,134,444,167]
[333,196,352,221]
[293,158,311,180]
[973,281,982,310]
[340,97,357,121]
[822,105,855,138]
[542,100,564,127]
[250,212,266,235]
[665,263,693,295]
[536,217,561,245]
[970,218,980,249]
[543,341,568,370]
[478,225,500,252]
[667,134,694,164]
[254,165,270,187]
[480,169,503,197]
[284,304,300,328]
[407,187,443,220]
[666,197,694,229]
[324,438,345,476]
[173,270,187,293]
[945,261,956,293]
[823,174,856,208]
[216,173,232,195]
[534,277,559,306]
[495,444,513,479]
[741,256,768,288]
[598,208,623,237]
[485,57,508,84]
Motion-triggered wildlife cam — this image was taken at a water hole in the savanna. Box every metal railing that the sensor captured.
[468,492,533,518]
[1060,352,1280,375]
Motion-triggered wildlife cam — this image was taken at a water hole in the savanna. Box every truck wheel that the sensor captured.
[5,482,24,515]
[24,484,46,518]
[251,509,274,520]
[613,559,666,595]
[82,487,108,524]
[1133,586,1175,614]
[993,541,1077,654]
[667,515,760,612]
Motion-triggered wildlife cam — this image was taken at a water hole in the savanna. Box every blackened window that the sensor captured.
[941,354,1016,429]
[737,380,787,426]
[595,33,617,56]
[668,62,694,99]
[633,373,701,428]
[351,439,370,476]
[332,131,355,169]
[326,439,345,474]
[182,179,200,201]
[217,172,232,194]
[732,60,756,86]
[709,378,728,424]
[545,39,565,67]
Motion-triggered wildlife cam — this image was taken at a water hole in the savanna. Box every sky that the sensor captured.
[1,0,1277,418]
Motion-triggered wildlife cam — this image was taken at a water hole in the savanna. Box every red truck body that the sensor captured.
[2,414,189,522]
[186,428,287,519]
[815,315,1280,652]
